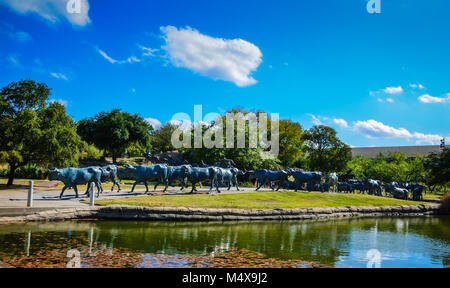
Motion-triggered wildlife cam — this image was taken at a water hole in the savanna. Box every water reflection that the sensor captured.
[0,216,449,268]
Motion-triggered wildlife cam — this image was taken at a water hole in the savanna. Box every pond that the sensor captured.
[0,216,449,268]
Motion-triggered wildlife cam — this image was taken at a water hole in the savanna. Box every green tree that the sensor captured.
[182,108,281,170]
[278,120,304,166]
[0,80,85,186]
[347,155,371,179]
[407,153,427,183]
[151,122,178,153]
[77,109,152,163]
[424,148,450,191]
[302,125,351,173]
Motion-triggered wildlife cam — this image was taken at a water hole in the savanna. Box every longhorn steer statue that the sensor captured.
[84,164,121,196]
[48,167,103,199]
[154,165,190,192]
[290,171,322,192]
[253,169,291,191]
[411,184,424,201]
[216,167,244,191]
[348,179,365,194]
[392,187,409,200]
[181,165,221,194]
[363,178,383,196]
[122,164,169,193]
[337,182,353,193]
[325,172,338,192]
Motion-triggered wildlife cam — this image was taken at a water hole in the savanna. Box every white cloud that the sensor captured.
[307,114,323,125]
[353,119,442,145]
[418,94,450,104]
[97,49,117,64]
[333,118,348,128]
[382,86,403,94]
[160,26,262,87]
[50,72,68,81]
[386,98,394,103]
[97,48,141,64]
[377,98,383,102]
[0,0,91,26]
[145,118,162,129]
[410,83,425,89]
[139,45,158,57]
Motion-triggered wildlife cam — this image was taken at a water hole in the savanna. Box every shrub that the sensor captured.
[0,169,8,177]
[14,163,47,179]
[81,144,103,160]
[439,193,450,215]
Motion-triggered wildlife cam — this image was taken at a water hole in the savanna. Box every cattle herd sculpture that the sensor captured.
[48,156,424,201]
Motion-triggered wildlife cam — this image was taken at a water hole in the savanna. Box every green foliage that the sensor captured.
[291,157,307,169]
[15,163,47,179]
[278,120,304,166]
[151,122,178,153]
[347,152,429,183]
[0,80,85,185]
[424,148,450,188]
[260,157,282,170]
[77,109,152,163]
[302,125,351,173]
[126,141,147,157]
[81,144,103,160]
[182,108,285,170]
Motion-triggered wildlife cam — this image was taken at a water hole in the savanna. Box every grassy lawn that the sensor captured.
[93,191,429,210]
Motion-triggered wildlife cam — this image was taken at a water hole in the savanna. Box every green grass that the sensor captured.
[93,191,429,209]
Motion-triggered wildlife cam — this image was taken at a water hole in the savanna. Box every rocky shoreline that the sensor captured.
[0,203,443,224]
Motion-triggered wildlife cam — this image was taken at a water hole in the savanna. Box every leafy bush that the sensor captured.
[439,193,450,215]
[81,144,103,160]
[0,169,9,177]
[15,163,47,179]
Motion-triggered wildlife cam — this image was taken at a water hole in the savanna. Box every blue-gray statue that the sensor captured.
[290,170,322,192]
[48,167,103,199]
[154,164,190,192]
[325,172,338,192]
[122,164,168,193]
[216,167,244,191]
[250,169,291,191]
[180,165,221,194]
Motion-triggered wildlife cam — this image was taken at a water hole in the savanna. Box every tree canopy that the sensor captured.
[278,120,304,166]
[0,80,85,186]
[77,109,152,163]
[151,122,178,153]
[424,148,450,190]
[302,125,351,173]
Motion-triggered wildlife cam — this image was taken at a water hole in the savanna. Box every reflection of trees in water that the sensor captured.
[1,217,449,267]
[87,220,354,266]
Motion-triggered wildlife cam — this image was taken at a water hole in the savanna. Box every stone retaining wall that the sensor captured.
[0,204,443,224]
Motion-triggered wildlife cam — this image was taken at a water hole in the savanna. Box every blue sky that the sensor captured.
[1,0,449,147]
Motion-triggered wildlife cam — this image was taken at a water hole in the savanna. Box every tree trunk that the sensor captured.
[7,164,17,187]
[112,154,117,164]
